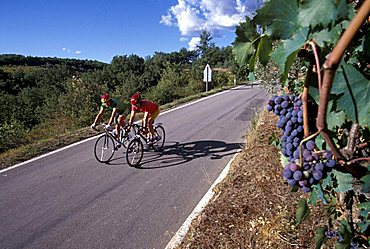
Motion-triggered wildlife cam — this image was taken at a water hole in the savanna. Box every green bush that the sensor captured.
[0,120,28,152]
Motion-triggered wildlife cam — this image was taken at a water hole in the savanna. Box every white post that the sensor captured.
[206,69,209,92]
[203,64,212,92]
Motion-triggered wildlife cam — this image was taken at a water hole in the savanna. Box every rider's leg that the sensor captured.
[117,114,126,141]
[148,118,154,141]
[147,108,159,141]
[142,113,148,136]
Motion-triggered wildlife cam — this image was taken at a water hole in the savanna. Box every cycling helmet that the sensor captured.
[130,92,141,105]
[101,93,111,103]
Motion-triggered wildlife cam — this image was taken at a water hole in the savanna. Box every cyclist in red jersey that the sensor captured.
[128,92,160,144]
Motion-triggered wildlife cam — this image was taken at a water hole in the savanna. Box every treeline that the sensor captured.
[0,31,248,152]
[0,54,106,71]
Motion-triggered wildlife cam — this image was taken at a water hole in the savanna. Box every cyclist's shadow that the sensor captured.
[136,140,243,169]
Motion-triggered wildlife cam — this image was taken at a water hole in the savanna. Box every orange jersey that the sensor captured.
[131,100,158,113]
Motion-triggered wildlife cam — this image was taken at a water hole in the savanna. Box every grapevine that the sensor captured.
[233,0,370,247]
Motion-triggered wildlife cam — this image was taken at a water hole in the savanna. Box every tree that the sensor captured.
[196,30,215,57]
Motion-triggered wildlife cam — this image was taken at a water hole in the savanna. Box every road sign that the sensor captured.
[203,64,212,82]
[203,64,212,92]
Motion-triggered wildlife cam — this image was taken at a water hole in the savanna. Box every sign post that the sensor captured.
[203,64,212,92]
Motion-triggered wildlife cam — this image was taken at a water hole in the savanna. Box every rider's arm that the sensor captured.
[108,108,117,126]
[128,109,136,126]
[93,108,104,125]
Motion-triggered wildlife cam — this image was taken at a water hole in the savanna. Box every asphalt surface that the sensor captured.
[0,85,269,249]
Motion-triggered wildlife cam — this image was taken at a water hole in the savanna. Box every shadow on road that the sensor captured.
[107,140,243,169]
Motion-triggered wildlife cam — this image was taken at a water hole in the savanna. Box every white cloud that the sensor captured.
[188,37,201,51]
[160,13,173,26]
[161,0,263,50]
[180,37,188,42]
[62,48,82,55]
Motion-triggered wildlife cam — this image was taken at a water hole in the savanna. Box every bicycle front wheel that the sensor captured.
[94,134,115,163]
[153,125,165,151]
[126,138,144,167]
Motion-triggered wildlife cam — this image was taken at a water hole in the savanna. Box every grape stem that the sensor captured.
[309,41,322,90]
[349,157,370,164]
[302,63,312,139]
[341,123,359,160]
[299,131,321,166]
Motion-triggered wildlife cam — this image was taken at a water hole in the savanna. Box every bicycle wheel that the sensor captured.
[94,134,115,163]
[152,125,166,151]
[126,138,144,167]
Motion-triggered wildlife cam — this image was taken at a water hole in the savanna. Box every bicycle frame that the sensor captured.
[132,122,163,145]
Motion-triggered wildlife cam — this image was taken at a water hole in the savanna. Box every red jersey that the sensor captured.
[132,100,158,113]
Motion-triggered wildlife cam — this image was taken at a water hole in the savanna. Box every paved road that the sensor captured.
[0,85,269,249]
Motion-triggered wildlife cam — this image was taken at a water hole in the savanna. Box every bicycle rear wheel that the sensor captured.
[126,138,144,167]
[153,125,165,151]
[94,134,115,163]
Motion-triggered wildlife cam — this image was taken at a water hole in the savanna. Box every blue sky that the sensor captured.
[0,0,263,63]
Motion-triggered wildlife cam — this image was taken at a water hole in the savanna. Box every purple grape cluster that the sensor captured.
[325,229,339,239]
[281,141,336,192]
[267,95,337,192]
[266,95,304,163]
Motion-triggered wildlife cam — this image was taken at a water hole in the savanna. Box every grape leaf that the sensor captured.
[364,32,370,61]
[358,219,370,233]
[309,188,318,206]
[248,54,256,72]
[298,0,348,29]
[331,64,370,127]
[280,152,289,167]
[361,175,370,193]
[254,0,299,39]
[315,227,328,249]
[256,35,272,66]
[332,169,353,193]
[314,183,329,204]
[233,41,255,66]
[234,17,259,43]
[232,17,260,68]
[326,101,346,130]
[312,20,349,47]
[271,27,309,81]
[315,134,325,151]
[248,71,255,81]
[295,198,310,225]
[358,201,370,215]
[335,220,352,249]
[322,173,334,189]
[358,202,370,232]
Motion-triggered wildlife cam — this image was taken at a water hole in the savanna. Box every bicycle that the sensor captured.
[92,123,137,163]
[125,123,166,167]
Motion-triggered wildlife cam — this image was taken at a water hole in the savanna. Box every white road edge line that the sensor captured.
[0,85,246,174]
[165,150,242,249]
